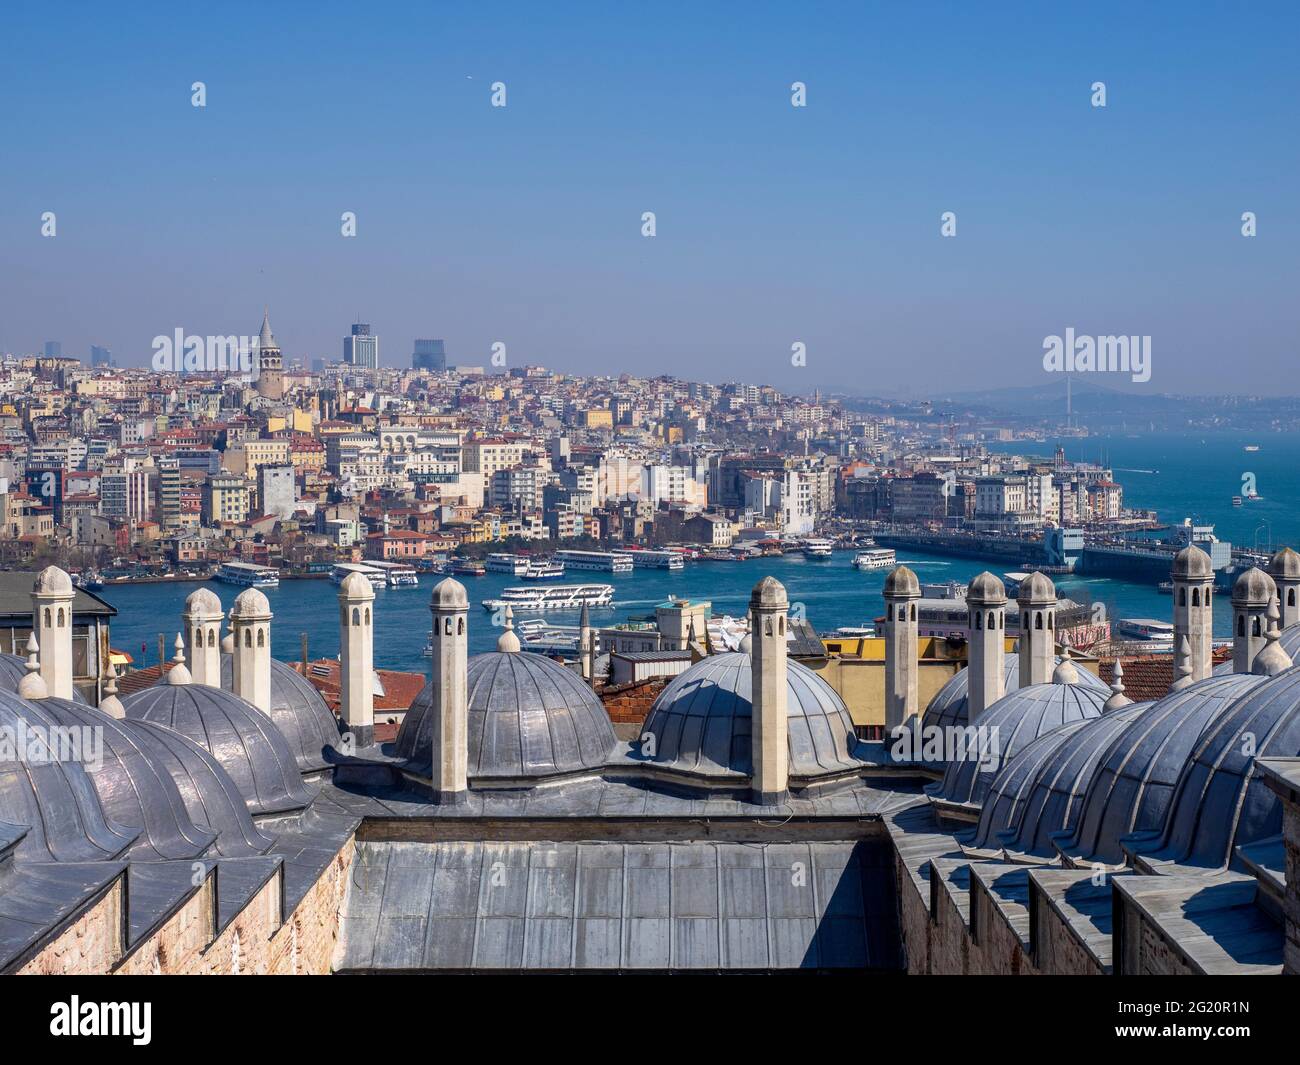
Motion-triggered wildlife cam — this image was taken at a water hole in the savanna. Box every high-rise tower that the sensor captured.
[255,308,284,400]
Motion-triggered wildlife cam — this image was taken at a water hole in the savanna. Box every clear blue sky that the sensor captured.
[1,1,1296,395]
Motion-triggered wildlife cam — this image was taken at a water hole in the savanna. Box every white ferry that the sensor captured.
[553,549,634,574]
[852,548,896,570]
[368,560,419,587]
[1116,618,1175,645]
[213,562,280,588]
[522,559,566,580]
[802,538,835,559]
[330,562,387,589]
[628,549,684,571]
[481,583,615,612]
[485,552,530,576]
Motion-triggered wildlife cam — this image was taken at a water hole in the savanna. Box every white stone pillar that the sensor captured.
[1016,571,1056,688]
[430,578,469,803]
[31,566,75,700]
[183,587,224,687]
[338,572,375,747]
[1172,546,1214,682]
[883,566,921,733]
[749,576,789,806]
[230,587,273,713]
[967,572,1007,725]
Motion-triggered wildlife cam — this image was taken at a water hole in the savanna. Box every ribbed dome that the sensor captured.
[1127,665,1300,873]
[1016,571,1056,605]
[966,704,1145,859]
[1268,546,1300,580]
[216,656,340,773]
[639,652,863,780]
[122,684,315,815]
[0,654,88,702]
[1057,674,1263,866]
[923,656,1106,733]
[1172,545,1212,579]
[0,689,137,861]
[967,571,1007,604]
[883,565,920,598]
[1231,566,1275,606]
[926,679,1107,812]
[122,720,275,857]
[36,698,217,861]
[396,651,617,780]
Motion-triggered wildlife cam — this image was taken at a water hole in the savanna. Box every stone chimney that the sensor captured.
[338,572,375,748]
[966,572,1007,725]
[579,601,593,683]
[1231,567,1274,674]
[1268,547,1300,630]
[882,565,921,733]
[1016,571,1056,687]
[749,576,789,806]
[31,566,75,700]
[1172,546,1214,682]
[183,587,224,687]
[230,587,273,713]
[429,578,469,803]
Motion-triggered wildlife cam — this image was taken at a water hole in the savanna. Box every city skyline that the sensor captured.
[2,3,1297,394]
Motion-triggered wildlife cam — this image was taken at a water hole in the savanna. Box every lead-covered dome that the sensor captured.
[0,654,88,703]
[395,651,617,780]
[0,689,137,861]
[639,651,863,780]
[923,656,1106,733]
[1127,665,1300,873]
[122,684,315,815]
[217,655,340,773]
[36,697,217,861]
[926,679,1107,814]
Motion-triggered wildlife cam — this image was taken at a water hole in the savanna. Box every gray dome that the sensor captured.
[1016,571,1056,605]
[0,654,89,703]
[1216,623,1300,675]
[966,703,1145,859]
[883,565,920,599]
[0,689,137,862]
[1057,673,1263,866]
[36,697,217,861]
[1127,665,1300,873]
[396,652,617,780]
[1269,547,1300,580]
[216,655,340,773]
[967,571,1007,604]
[640,652,863,780]
[926,679,1107,812]
[122,684,315,816]
[923,655,1106,733]
[1231,567,1275,607]
[122,719,275,857]
[1172,545,1212,579]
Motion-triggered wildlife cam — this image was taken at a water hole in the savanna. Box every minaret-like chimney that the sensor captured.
[31,566,75,700]
[16,634,49,700]
[749,576,789,806]
[430,578,469,803]
[1267,547,1300,630]
[1170,635,1194,692]
[578,601,593,682]
[182,587,224,687]
[966,572,1007,724]
[1231,567,1274,674]
[1016,571,1056,687]
[1172,546,1214,682]
[338,572,375,748]
[882,565,921,733]
[230,588,273,712]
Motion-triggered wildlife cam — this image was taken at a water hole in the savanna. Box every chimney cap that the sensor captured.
[1231,566,1275,607]
[431,577,469,610]
[1015,571,1056,606]
[1268,546,1300,580]
[749,575,787,609]
[1173,545,1213,579]
[184,587,224,616]
[232,587,272,618]
[967,571,1007,606]
[883,565,921,599]
[32,566,74,596]
[338,571,376,599]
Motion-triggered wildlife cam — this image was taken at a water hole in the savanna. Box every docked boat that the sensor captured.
[481,583,615,612]
[852,548,896,571]
[553,549,634,573]
[521,559,566,580]
[368,560,419,587]
[485,552,530,576]
[801,539,835,559]
[702,549,740,562]
[331,562,387,589]
[627,549,684,570]
[449,558,487,577]
[213,562,280,588]
[1116,618,1175,645]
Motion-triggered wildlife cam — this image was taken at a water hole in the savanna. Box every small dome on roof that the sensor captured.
[967,571,1007,605]
[214,655,340,773]
[1172,545,1213,579]
[32,566,74,595]
[122,684,315,815]
[1231,566,1275,607]
[1016,571,1056,605]
[883,565,921,599]
[1268,546,1300,580]
[431,577,468,610]
[37,698,217,861]
[232,586,271,616]
[640,651,863,781]
[923,655,1106,733]
[0,689,137,861]
[184,587,223,616]
[396,651,616,780]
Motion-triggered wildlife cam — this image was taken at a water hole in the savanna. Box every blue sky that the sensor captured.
[1,1,1296,395]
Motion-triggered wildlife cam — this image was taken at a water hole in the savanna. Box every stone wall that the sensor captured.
[1286,802,1299,976]
[16,880,124,975]
[969,881,1033,976]
[895,852,931,975]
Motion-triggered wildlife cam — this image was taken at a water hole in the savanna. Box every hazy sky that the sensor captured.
[1,2,1296,395]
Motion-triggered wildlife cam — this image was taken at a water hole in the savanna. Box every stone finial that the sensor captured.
[166,633,192,686]
[1052,643,1080,685]
[1252,599,1293,677]
[1170,636,1194,691]
[1103,658,1133,712]
[496,605,521,652]
[16,633,48,700]
[99,661,125,719]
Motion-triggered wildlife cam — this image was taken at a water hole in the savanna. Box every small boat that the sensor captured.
[1244,445,1260,452]
[481,583,615,612]
[1232,496,1243,507]
[450,558,487,576]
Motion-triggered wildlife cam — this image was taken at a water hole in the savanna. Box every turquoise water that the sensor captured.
[100,430,1298,673]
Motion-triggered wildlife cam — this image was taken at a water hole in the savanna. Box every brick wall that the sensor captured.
[600,679,667,726]
[895,852,931,975]
[16,881,124,975]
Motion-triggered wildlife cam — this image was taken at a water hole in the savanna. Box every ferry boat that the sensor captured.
[627,549,684,570]
[485,552,530,576]
[331,562,387,589]
[213,561,280,588]
[1244,445,1261,452]
[368,560,419,587]
[450,558,487,577]
[852,548,896,571]
[801,538,835,559]
[702,549,741,562]
[1232,496,1243,507]
[553,549,634,573]
[481,583,615,612]
[1116,618,1175,645]
[521,559,566,580]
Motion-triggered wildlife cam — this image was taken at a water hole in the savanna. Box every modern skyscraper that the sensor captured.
[343,322,379,369]
[412,338,446,372]
[90,345,113,367]
[43,341,61,357]
[255,308,284,400]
